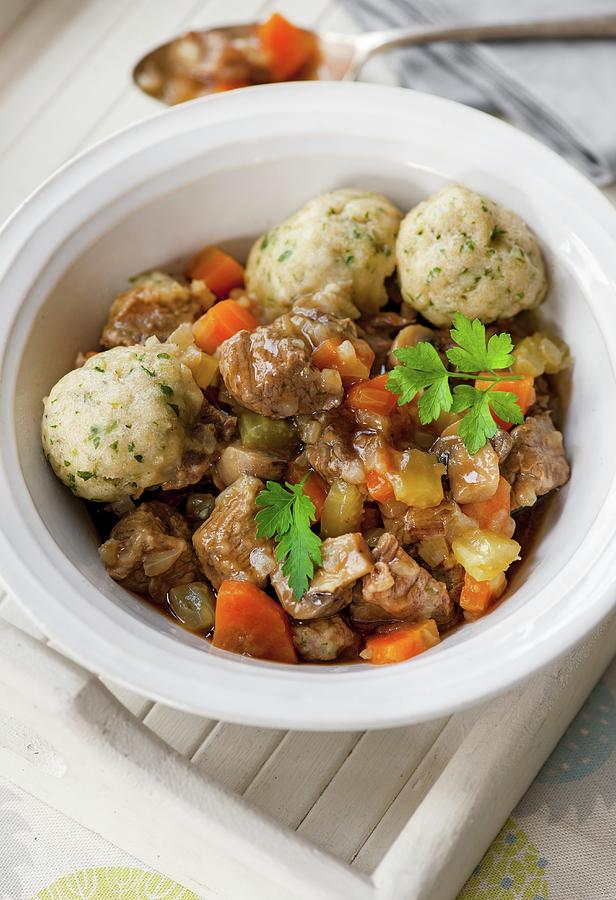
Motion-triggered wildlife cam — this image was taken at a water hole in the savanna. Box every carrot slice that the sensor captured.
[366,469,394,503]
[187,245,245,297]
[287,464,328,522]
[258,13,318,81]
[361,620,440,665]
[461,476,513,536]
[475,373,536,431]
[460,573,507,617]
[213,580,297,663]
[312,337,375,384]
[346,374,397,416]
[192,299,257,354]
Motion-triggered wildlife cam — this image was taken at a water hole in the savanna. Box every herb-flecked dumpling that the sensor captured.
[41,342,203,502]
[246,188,403,320]
[396,185,547,326]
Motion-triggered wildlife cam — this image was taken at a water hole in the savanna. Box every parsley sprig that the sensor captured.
[386,313,525,455]
[255,479,322,600]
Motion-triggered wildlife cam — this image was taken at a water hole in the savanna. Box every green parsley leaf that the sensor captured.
[159,383,174,397]
[386,312,526,454]
[255,480,322,600]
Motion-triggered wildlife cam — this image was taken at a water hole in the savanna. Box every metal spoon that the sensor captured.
[134,15,616,104]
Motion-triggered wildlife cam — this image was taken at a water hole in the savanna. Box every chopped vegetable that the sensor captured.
[459,572,507,617]
[452,528,520,581]
[239,410,297,451]
[387,313,525,453]
[191,351,219,389]
[186,245,244,297]
[512,332,572,377]
[186,493,216,521]
[320,480,364,538]
[346,374,397,416]
[287,464,328,522]
[312,337,375,384]
[388,449,445,509]
[212,580,297,663]
[475,373,535,431]
[193,299,257,354]
[168,581,216,631]
[461,476,513,536]
[366,469,394,503]
[258,13,318,81]
[360,620,440,665]
[255,479,322,599]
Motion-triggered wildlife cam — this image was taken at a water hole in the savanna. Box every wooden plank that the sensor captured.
[244,731,362,828]
[143,703,216,756]
[298,718,448,863]
[191,722,287,793]
[352,711,483,873]
[0,0,128,152]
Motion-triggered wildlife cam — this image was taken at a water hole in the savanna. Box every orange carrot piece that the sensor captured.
[192,299,257,354]
[461,476,513,536]
[346,374,397,416]
[475,373,536,431]
[187,245,245,297]
[213,580,297,663]
[287,463,328,522]
[312,337,375,384]
[366,469,395,503]
[213,80,251,93]
[459,573,507,616]
[258,13,318,81]
[362,620,440,665]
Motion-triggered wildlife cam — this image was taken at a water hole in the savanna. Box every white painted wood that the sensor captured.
[143,704,216,756]
[0,0,38,43]
[0,619,373,900]
[191,722,287,793]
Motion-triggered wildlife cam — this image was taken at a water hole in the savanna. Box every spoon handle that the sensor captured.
[356,15,616,59]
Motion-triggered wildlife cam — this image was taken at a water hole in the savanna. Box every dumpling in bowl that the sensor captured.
[396,184,547,326]
[245,188,403,320]
[41,341,203,502]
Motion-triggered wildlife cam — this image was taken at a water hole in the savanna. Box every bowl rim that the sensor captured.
[2,81,616,730]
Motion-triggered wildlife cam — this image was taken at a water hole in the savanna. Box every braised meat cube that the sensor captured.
[99,501,200,603]
[501,412,570,509]
[361,534,454,626]
[380,500,455,546]
[216,443,286,487]
[192,475,273,587]
[100,271,211,348]
[291,615,358,662]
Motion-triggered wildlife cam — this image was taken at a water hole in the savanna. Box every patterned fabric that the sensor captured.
[1,660,615,899]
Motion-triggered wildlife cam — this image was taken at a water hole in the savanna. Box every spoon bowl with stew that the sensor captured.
[133,12,616,106]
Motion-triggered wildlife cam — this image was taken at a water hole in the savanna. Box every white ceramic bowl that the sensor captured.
[2,82,616,731]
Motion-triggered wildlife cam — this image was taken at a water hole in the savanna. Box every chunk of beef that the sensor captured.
[272,533,374,620]
[99,501,200,603]
[162,423,218,491]
[431,433,500,504]
[501,411,570,509]
[216,443,286,487]
[292,615,358,662]
[218,316,344,419]
[100,272,211,348]
[305,410,365,486]
[361,534,454,626]
[192,475,272,587]
[359,308,416,370]
[199,398,237,443]
[432,562,465,607]
[381,500,455,546]
[491,428,513,464]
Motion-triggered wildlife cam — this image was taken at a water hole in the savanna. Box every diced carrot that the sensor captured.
[213,80,251,93]
[312,337,375,384]
[192,299,257,354]
[287,463,328,522]
[361,620,440,665]
[258,13,318,81]
[459,572,507,617]
[475,373,536,431]
[461,476,513,536]
[187,245,245,297]
[366,469,394,503]
[345,374,397,417]
[213,580,297,664]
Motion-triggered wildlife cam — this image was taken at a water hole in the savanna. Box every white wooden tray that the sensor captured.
[1,586,614,900]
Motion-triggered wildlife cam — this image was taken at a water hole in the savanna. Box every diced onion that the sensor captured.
[143,542,184,577]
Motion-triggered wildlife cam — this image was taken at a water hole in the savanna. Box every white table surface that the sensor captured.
[1,3,616,899]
